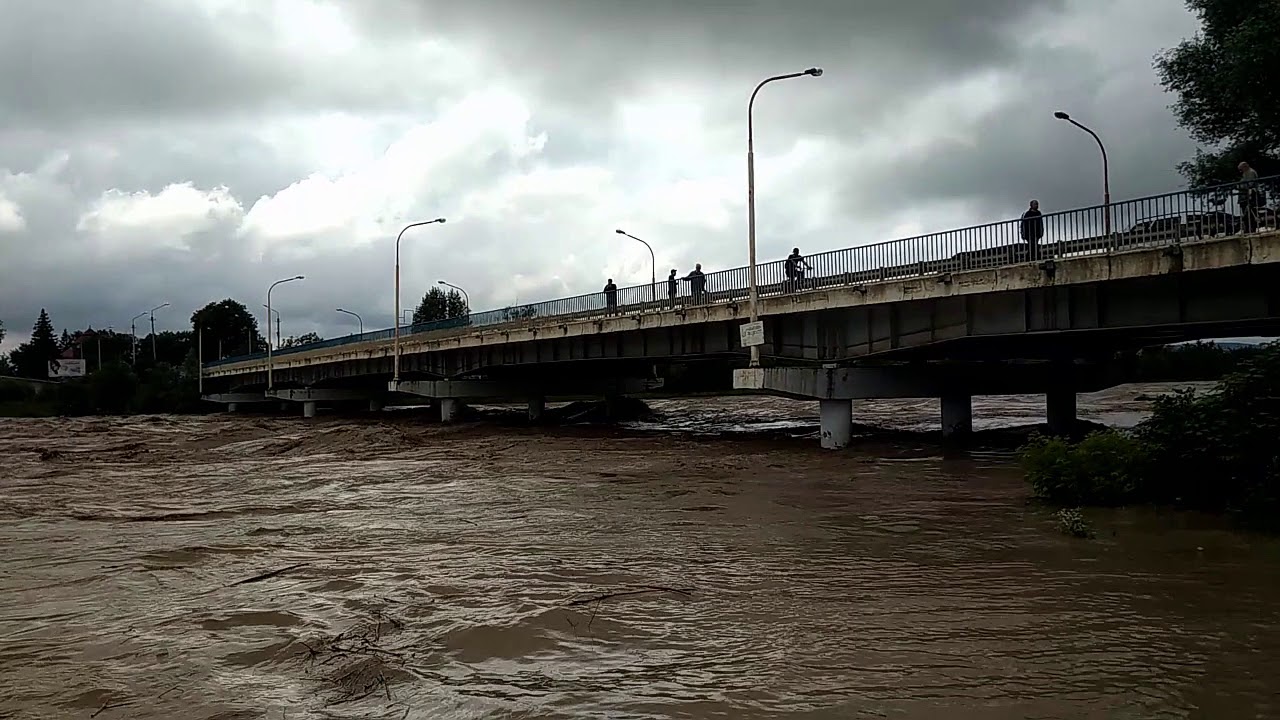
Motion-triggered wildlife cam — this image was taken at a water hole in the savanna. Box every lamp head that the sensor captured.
[295,275,305,280]
[1054,111,1070,120]
[434,217,446,224]
[805,67,823,77]
[615,229,625,235]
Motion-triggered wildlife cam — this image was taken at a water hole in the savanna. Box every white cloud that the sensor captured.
[239,89,548,254]
[76,183,244,254]
[0,192,24,232]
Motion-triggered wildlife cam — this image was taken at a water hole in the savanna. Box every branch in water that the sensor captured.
[567,586,694,606]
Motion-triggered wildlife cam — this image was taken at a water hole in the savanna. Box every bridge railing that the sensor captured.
[205,175,1278,368]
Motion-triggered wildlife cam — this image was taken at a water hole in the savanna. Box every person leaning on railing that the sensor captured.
[684,264,706,304]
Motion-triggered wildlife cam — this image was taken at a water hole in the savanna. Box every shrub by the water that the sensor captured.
[1022,430,1147,507]
[1022,341,1280,530]
[1055,508,1095,539]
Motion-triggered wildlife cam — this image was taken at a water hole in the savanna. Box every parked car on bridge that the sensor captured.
[1124,211,1240,243]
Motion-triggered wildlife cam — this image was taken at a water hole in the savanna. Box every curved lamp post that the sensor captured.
[614,229,656,303]
[130,311,148,364]
[394,218,446,383]
[261,304,281,348]
[336,308,363,335]
[148,303,169,362]
[266,275,304,389]
[1054,111,1111,236]
[748,67,823,367]
[436,280,470,315]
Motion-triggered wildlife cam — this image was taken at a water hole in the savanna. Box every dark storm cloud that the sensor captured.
[1,0,1208,350]
[348,0,1068,125]
[0,0,447,131]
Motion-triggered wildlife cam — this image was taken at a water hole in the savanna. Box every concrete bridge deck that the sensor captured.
[200,177,1280,447]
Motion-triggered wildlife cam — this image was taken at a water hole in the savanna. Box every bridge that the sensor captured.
[202,176,1280,448]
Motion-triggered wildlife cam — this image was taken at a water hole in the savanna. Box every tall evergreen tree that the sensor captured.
[10,309,60,378]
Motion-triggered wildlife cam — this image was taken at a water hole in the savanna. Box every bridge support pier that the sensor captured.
[941,394,973,439]
[439,398,461,423]
[227,403,239,413]
[819,399,853,450]
[302,401,318,418]
[1046,390,1077,436]
[369,398,384,413]
[528,395,545,422]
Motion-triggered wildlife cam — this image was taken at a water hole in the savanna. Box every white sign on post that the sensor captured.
[739,321,765,348]
[48,359,86,379]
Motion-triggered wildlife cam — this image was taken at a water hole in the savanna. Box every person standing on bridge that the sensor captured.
[603,279,618,315]
[785,247,811,292]
[1021,200,1045,260]
[684,264,706,305]
[1239,161,1262,233]
[667,269,679,307]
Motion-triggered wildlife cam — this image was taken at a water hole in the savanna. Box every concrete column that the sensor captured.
[302,401,318,419]
[819,399,853,450]
[528,395,546,422]
[940,394,973,439]
[1046,389,1077,436]
[227,403,239,413]
[439,398,460,423]
[368,398,385,413]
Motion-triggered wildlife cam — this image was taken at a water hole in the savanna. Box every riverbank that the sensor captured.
[3,397,1279,718]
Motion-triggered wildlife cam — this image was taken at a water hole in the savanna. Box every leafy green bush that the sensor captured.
[1023,341,1280,530]
[1022,430,1147,506]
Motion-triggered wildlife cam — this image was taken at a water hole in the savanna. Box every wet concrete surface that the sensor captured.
[2,383,1279,718]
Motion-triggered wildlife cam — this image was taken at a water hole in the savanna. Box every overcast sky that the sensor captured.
[0,0,1203,350]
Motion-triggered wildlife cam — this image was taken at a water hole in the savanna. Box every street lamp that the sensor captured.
[336,308,363,334]
[130,311,147,364]
[747,67,823,367]
[437,280,470,315]
[267,275,304,390]
[148,303,169,362]
[614,229,656,303]
[1054,111,1111,235]
[394,218,446,384]
[261,304,281,348]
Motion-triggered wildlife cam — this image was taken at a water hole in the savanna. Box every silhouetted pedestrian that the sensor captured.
[785,247,811,291]
[603,279,618,314]
[684,264,706,304]
[1021,200,1045,260]
[667,269,679,307]
[1240,161,1262,233]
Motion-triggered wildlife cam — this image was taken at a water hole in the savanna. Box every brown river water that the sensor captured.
[2,384,1279,719]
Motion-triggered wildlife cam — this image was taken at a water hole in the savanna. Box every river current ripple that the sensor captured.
[2,387,1279,719]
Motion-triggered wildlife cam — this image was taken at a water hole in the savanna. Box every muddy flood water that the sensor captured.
[2,384,1279,719]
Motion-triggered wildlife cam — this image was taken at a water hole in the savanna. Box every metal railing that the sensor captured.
[205,175,1278,369]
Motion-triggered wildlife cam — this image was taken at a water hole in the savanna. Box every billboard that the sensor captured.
[48,359,86,379]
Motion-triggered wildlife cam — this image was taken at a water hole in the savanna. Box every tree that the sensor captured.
[9,309,60,379]
[280,332,323,349]
[412,287,467,324]
[191,299,266,361]
[1156,0,1280,186]
[0,318,5,346]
